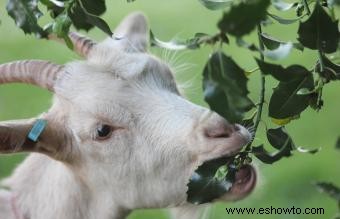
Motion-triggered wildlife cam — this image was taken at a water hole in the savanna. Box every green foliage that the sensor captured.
[218,0,270,37]
[6,0,46,37]
[203,52,254,123]
[298,2,339,53]
[2,0,340,213]
[256,60,314,119]
[253,127,318,164]
[6,0,112,46]
[186,157,235,204]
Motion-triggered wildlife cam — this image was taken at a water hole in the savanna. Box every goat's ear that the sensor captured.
[0,118,71,160]
[112,12,148,52]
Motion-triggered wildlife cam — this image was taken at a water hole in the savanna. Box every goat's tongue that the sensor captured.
[229,164,256,196]
[234,165,252,184]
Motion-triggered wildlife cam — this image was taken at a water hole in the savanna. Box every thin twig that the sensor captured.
[245,24,266,152]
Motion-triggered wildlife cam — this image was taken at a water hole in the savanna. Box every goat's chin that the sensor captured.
[218,164,256,202]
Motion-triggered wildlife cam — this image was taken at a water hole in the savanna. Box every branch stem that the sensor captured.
[245,24,266,151]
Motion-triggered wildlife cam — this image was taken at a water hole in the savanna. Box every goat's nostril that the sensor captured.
[204,124,234,139]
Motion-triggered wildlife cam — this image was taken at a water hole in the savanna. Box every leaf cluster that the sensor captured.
[6,0,112,48]
[184,0,340,205]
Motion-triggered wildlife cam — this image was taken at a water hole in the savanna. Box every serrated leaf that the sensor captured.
[218,0,270,37]
[198,0,233,10]
[6,0,46,37]
[187,157,235,204]
[272,0,298,11]
[203,52,254,123]
[46,0,109,34]
[268,13,303,25]
[315,182,340,201]
[297,1,340,53]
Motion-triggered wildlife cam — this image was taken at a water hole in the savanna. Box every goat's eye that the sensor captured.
[96,124,113,140]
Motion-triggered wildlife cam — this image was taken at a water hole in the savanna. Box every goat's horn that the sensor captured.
[0,60,63,92]
[49,32,96,57]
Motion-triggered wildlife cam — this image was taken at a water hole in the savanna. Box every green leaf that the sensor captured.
[52,13,73,49]
[315,182,340,201]
[218,0,270,37]
[297,1,340,53]
[198,0,233,10]
[267,127,294,152]
[203,52,254,123]
[269,76,314,119]
[187,157,235,204]
[268,13,303,25]
[256,60,314,119]
[6,0,46,37]
[272,0,298,11]
[53,13,71,37]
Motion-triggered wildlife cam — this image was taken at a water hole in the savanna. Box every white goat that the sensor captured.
[0,12,256,219]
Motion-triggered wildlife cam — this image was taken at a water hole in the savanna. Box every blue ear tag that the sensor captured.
[28,119,47,142]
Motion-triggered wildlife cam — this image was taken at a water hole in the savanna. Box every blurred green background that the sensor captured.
[0,1,339,219]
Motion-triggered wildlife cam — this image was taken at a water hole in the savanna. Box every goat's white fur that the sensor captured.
[0,12,253,219]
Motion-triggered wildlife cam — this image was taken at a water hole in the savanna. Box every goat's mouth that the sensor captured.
[224,163,256,201]
[187,154,256,204]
